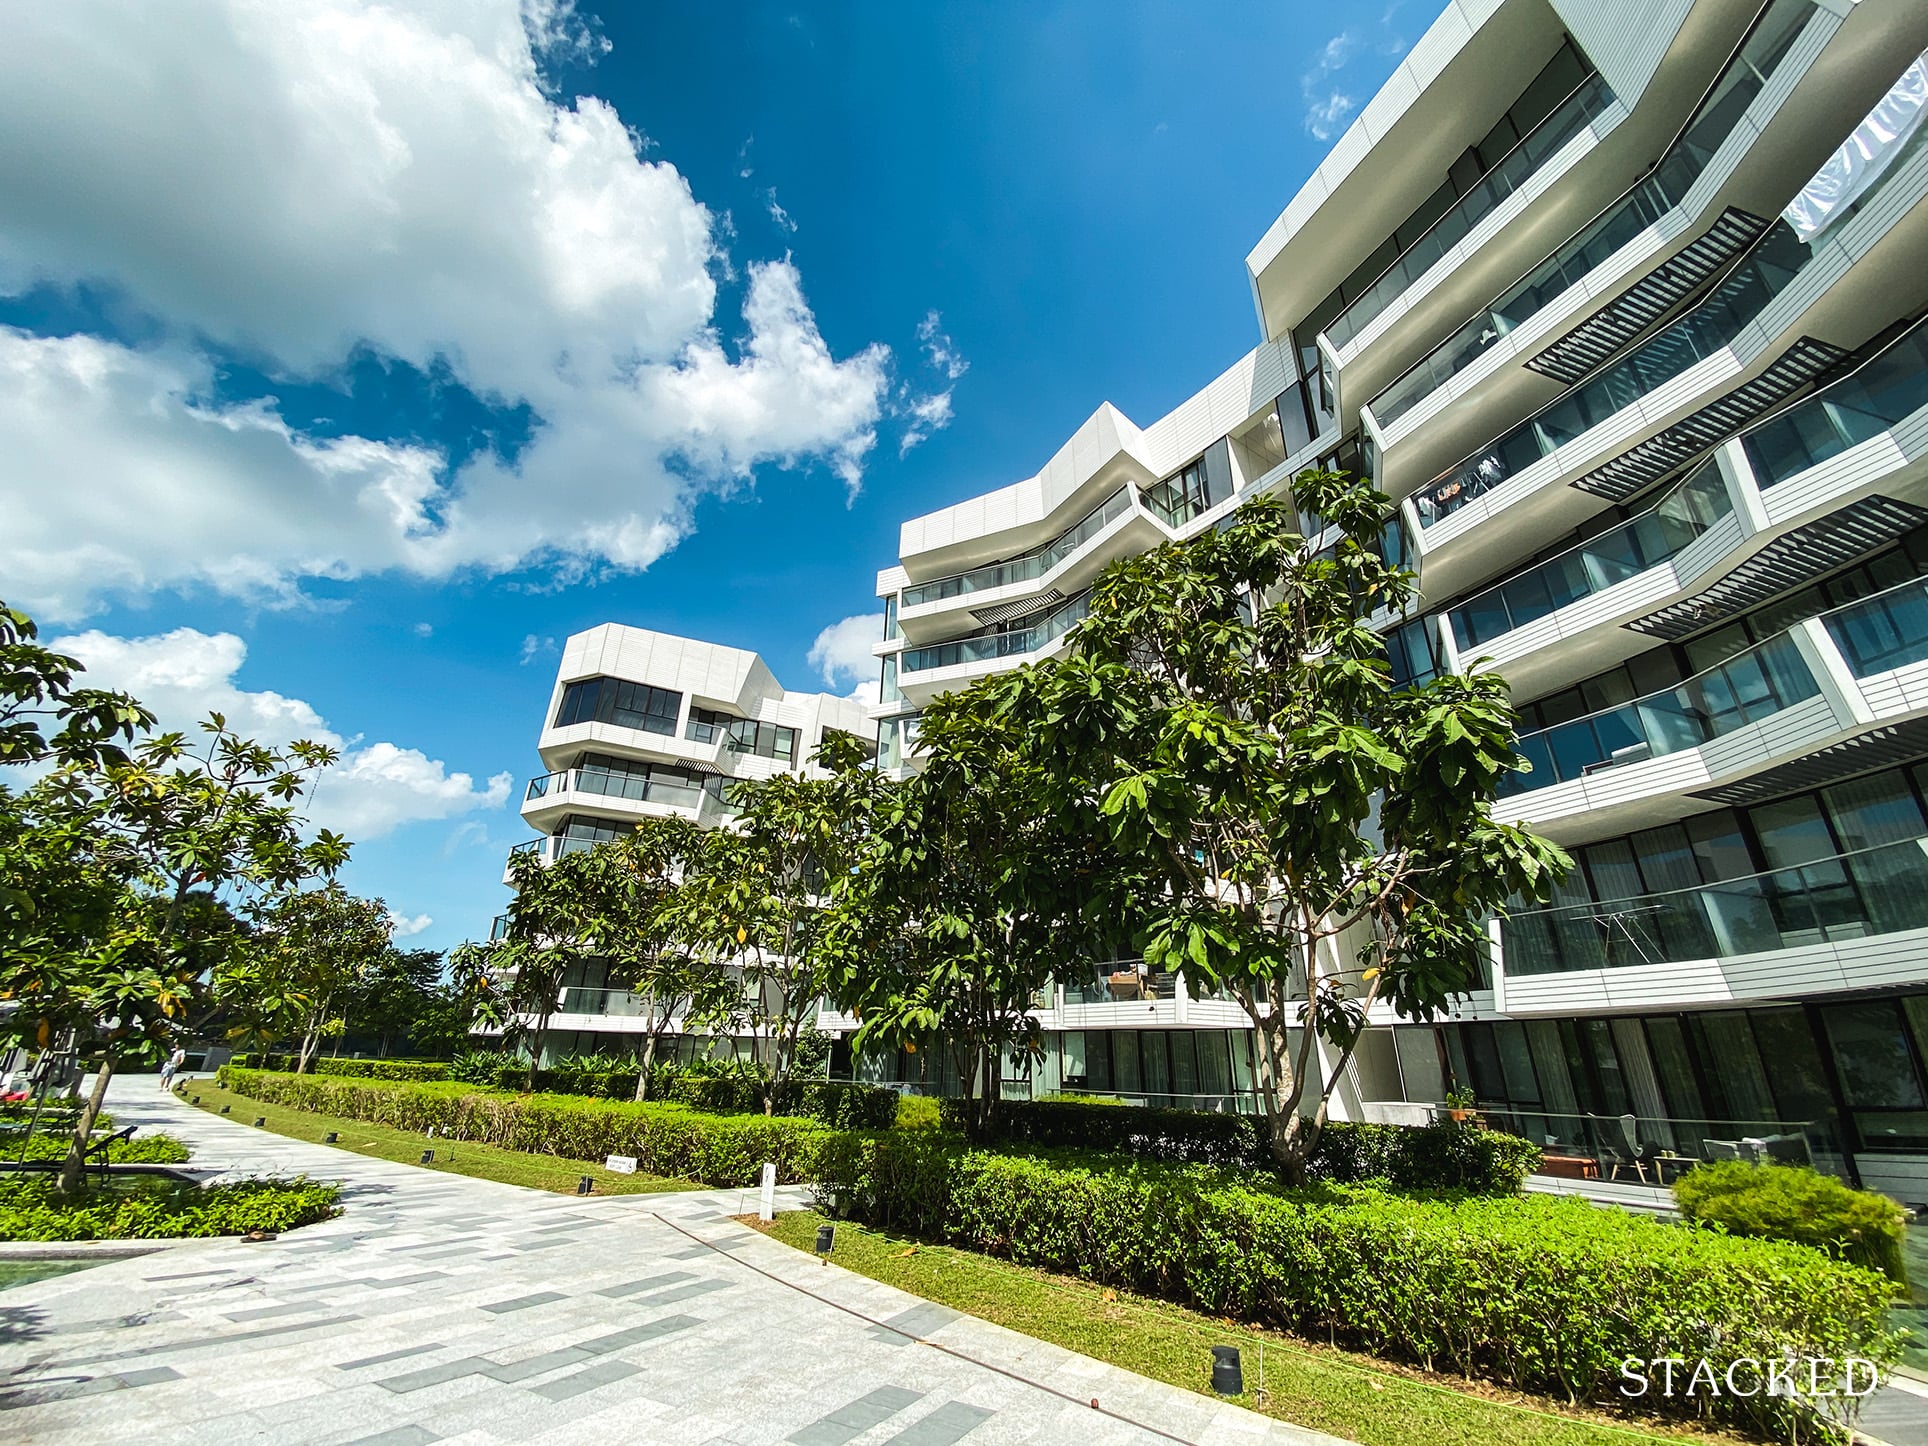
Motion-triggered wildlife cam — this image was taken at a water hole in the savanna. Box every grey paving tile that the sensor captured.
[886,1401,998,1445]
[595,1270,695,1298]
[344,1428,442,1446]
[880,1302,962,1339]
[481,1346,597,1383]
[527,1358,640,1402]
[479,1290,565,1313]
[573,1313,702,1355]
[338,1343,445,1370]
[375,1355,492,1394]
[626,1277,731,1307]
[60,1313,360,1366]
[787,1385,926,1445]
[223,1300,340,1321]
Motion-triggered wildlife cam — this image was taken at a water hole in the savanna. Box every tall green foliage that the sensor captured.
[973,472,1568,1179]
[222,883,394,1072]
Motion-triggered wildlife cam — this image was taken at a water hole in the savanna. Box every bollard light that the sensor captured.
[420,1150,434,1164]
[1211,1345,1244,1396]
[192,1095,201,1105]
[576,1175,594,1195]
[220,1105,231,1114]
[815,1223,835,1256]
[253,1116,266,1127]
[324,1132,338,1143]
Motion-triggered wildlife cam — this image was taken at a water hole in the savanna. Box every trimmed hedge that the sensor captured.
[947,1098,1539,1194]
[477,1061,898,1130]
[230,1055,451,1081]
[218,1068,833,1187]
[0,1175,340,1240]
[814,1134,1898,1441]
[1674,1160,1910,1284]
[11,1132,192,1165]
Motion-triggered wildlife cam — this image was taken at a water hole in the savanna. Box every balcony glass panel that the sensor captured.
[900,486,1133,608]
[1416,223,1810,528]
[1449,460,1732,649]
[1504,836,1928,975]
[1823,577,1928,678]
[1325,72,1615,353]
[900,591,1091,674]
[1502,630,1819,796]
[1744,322,1928,488]
[1371,0,1818,427]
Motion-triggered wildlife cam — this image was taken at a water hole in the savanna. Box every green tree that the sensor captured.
[575,819,738,1100]
[222,884,394,1072]
[824,684,1140,1140]
[0,600,151,770]
[978,472,1569,1180]
[338,945,453,1057]
[6,714,347,1193]
[684,730,887,1114]
[486,843,611,1089]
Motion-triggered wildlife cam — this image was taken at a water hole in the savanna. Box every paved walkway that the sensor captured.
[0,1078,1346,1445]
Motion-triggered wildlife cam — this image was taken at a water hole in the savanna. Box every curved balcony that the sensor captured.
[1448,458,1734,654]
[1413,222,1809,531]
[900,485,1135,610]
[899,590,1090,676]
[1502,629,1821,799]
[1743,322,1928,492]
[1369,0,1822,431]
[1323,71,1617,355]
[1502,835,1928,977]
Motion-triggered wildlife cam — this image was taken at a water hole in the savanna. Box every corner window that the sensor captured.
[554,677,682,736]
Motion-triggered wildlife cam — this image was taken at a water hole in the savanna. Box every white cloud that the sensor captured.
[916,311,969,381]
[518,633,557,665]
[412,622,434,638]
[49,626,512,840]
[764,187,797,233]
[1302,31,1361,141]
[0,0,900,619]
[389,911,434,938]
[898,390,955,457]
[807,613,884,697]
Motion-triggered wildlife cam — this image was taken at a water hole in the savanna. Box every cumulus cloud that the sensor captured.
[518,633,557,665]
[898,310,966,456]
[807,613,884,700]
[50,626,512,840]
[389,911,434,938]
[0,0,904,618]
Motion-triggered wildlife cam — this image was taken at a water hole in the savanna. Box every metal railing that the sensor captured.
[1744,320,1928,489]
[1504,835,1928,975]
[1326,72,1615,353]
[900,591,1091,674]
[901,486,1135,608]
[1369,0,1820,426]
[1413,223,1809,528]
[1503,627,1819,795]
[1470,1106,1843,1180]
[1449,458,1732,649]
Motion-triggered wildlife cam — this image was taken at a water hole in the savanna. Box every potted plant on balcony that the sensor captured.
[1445,1086,1482,1125]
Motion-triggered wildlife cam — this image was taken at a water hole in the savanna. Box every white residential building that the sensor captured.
[859,0,1928,1198]
[498,624,872,1061]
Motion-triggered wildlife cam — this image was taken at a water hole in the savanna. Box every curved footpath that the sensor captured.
[0,1075,1347,1445]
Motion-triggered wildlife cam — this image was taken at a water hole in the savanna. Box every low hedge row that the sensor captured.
[0,1175,341,1240]
[471,1061,898,1130]
[218,1068,833,1186]
[11,1132,192,1165]
[948,1098,1539,1194]
[814,1134,1898,1442]
[1675,1160,1910,1283]
[229,1056,450,1081]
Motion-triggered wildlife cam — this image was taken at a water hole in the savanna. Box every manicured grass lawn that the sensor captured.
[760,1211,1754,1446]
[184,1088,700,1197]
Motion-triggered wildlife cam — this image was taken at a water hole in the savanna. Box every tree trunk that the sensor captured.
[56,1053,117,1198]
[1251,1006,1314,1184]
[633,1023,662,1103]
[525,1013,550,1092]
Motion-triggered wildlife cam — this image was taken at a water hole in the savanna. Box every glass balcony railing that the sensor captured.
[523,766,707,811]
[1743,322,1928,489]
[1503,629,1819,797]
[489,913,509,941]
[1325,72,1616,353]
[1415,223,1810,528]
[1503,835,1928,976]
[900,591,1091,674]
[1449,458,1733,650]
[900,486,1134,608]
[558,986,658,1018]
[1822,576,1928,679]
[1370,0,1820,428]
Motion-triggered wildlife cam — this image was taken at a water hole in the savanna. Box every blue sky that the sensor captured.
[0,1,1410,952]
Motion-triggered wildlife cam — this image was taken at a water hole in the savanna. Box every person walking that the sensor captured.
[159,1045,187,1092]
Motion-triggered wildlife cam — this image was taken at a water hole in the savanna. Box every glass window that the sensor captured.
[1822,770,1927,852]
[1747,1009,1835,1122]
[1822,1001,1925,1108]
[1685,1012,1776,1122]
[555,677,683,736]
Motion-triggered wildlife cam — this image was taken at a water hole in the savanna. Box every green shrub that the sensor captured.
[10,1132,192,1165]
[448,1049,511,1085]
[1674,1160,1909,1283]
[471,1060,898,1130]
[219,1068,834,1187]
[228,1055,447,1081]
[0,1174,340,1240]
[815,1135,1897,1442]
[894,1094,943,1131]
[951,1099,1537,1194]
